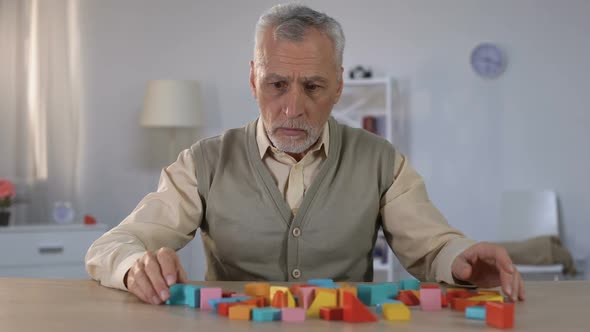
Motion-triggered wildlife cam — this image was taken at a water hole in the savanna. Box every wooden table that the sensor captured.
[1,278,588,331]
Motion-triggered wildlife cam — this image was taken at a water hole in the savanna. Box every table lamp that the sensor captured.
[141,80,203,162]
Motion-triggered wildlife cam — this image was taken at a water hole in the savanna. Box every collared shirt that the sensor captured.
[85,118,476,291]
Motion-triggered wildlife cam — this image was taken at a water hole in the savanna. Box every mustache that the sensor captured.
[270,120,312,132]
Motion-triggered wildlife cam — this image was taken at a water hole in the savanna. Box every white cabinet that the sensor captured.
[333,77,406,282]
[0,224,107,278]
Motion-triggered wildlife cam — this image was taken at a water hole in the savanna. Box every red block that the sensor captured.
[342,292,378,323]
[271,290,288,308]
[446,290,473,305]
[451,298,484,312]
[319,307,343,321]
[486,302,515,329]
[222,291,235,298]
[396,290,420,306]
[218,302,240,316]
[441,293,448,307]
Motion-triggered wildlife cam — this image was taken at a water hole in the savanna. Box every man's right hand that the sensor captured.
[125,247,188,305]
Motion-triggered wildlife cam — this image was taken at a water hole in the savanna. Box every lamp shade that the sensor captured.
[141,80,202,128]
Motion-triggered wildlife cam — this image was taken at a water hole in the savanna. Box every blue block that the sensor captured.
[307,279,337,287]
[165,284,202,308]
[358,283,398,306]
[466,306,486,320]
[376,299,401,313]
[400,279,420,291]
[208,296,251,311]
[252,307,281,322]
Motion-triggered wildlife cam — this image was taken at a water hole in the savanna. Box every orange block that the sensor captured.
[228,305,256,321]
[241,297,266,308]
[342,291,378,323]
[486,302,515,329]
[290,284,313,295]
[319,307,343,321]
[218,302,240,316]
[272,290,288,308]
[244,283,270,301]
[477,290,501,296]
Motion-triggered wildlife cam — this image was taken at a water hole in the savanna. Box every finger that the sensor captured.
[499,267,514,299]
[510,270,519,302]
[452,255,473,281]
[129,280,150,304]
[157,248,181,286]
[144,253,170,302]
[133,267,161,305]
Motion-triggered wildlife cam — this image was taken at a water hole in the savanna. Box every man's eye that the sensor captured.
[271,82,287,89]
[306,84,321,91]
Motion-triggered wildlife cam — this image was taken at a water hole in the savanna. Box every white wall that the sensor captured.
[78,0,590,277]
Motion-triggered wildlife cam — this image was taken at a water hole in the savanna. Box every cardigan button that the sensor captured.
[292,227,301,237]
[292,269,301,279]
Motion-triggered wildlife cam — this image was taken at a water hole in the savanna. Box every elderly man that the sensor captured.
[86,4,524,306]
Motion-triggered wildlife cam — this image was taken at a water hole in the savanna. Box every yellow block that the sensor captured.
[468,295,504,303]
[477,290,501,296]
[228,305,256,320]
[337,282,352,288]
[306,292,337,318]
[338,287,358,307]
[245,282,270,300]
[382,303,411,321]
[270,286,296,307]
[315,288,338,296]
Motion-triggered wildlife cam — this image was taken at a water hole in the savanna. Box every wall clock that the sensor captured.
[470,43,507,79]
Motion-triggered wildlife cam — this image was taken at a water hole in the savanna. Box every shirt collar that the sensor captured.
[256,118,330,159]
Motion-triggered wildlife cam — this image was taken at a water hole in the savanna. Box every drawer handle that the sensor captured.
[38,244,64,255]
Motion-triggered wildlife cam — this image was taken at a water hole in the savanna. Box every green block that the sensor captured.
[165,284,202,308]
[400,279,420,291]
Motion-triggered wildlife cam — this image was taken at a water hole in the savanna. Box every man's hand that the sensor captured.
[125,247,188,305]
[452,242,525,302]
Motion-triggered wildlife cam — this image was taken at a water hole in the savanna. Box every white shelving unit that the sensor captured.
[332,77,400,282]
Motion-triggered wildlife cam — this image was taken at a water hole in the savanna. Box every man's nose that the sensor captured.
[283,87,304,118]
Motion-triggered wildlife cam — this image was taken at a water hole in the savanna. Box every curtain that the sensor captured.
[0,0,81,225]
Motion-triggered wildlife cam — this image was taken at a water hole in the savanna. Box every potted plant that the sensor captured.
[0,178,16,226]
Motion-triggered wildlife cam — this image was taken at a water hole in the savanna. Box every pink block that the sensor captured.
[200,287,222,310]
[297,287,316,310]
[281,308,306,322]
[420,288,442,311]
[230,293,248,298]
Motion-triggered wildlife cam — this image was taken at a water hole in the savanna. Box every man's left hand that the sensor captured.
[451,242,525,302]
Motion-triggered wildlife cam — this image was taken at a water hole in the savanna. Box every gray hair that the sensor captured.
[254,3,345,67]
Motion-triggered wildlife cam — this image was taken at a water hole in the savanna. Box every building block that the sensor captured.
[319,307,343,321]
[271,290,288,308]
[297,287,316,310]
[376,299,401,313]
[446,289,474,305]
[165,284,201,308]
[382,303,411,321]
[270,286,296,307]
[200,287,222,310]
[244,282,270,301]
[357,283,398,306]
[228,304,256,321]
[252,307,281,322]
[306,291,337,318]
[208,297,251,311]
[231,293,248,298]
[466,306,486,320]
[420,284,440,289]
[281,308,306,322]
[468,295,504,303]
[400,278,420,291]
[290,284,313,295]
[342,291,378,323]
[337,287,357,307]
[241,296,266,308]
[307,279,338,287]
[222,291,235,298]
[420,288,442,311]
[396,290,420,306]
[477,290,501,296]
[451,298,484,312]
[337,282,352,288]
[486,302,515,329]
[218,302,241,316]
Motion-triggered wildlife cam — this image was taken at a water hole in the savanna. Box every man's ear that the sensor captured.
[249,60,257,99]
[333,66,344,104]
